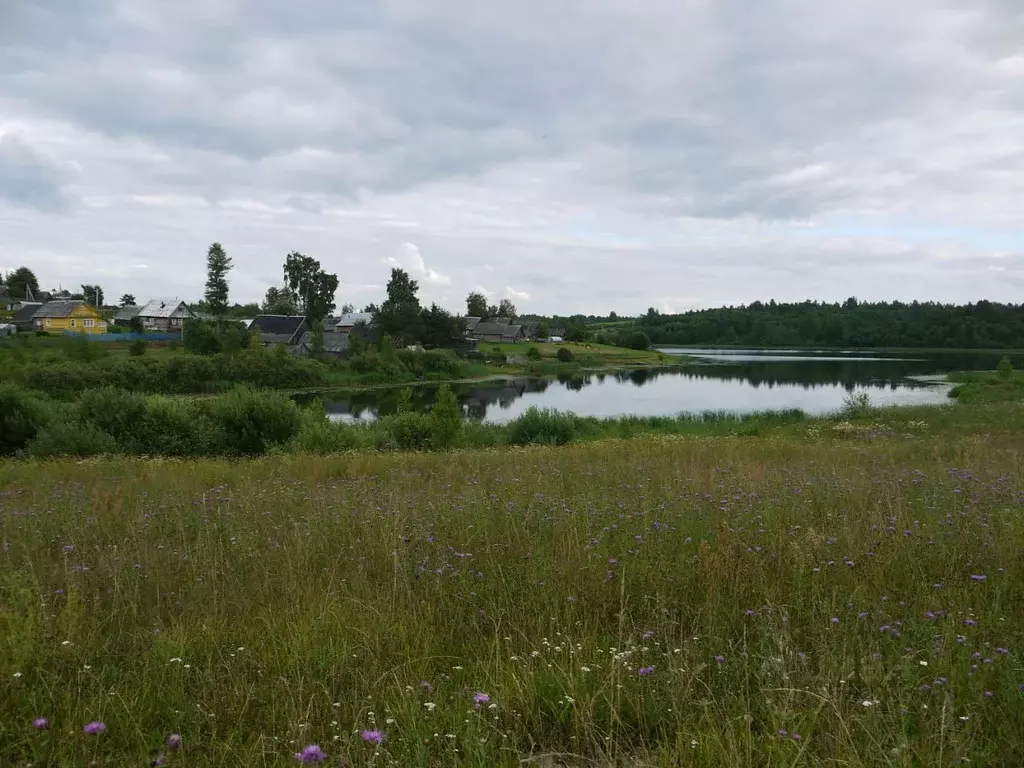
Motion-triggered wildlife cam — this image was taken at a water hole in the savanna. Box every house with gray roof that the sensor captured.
[335,312,375,331]
[250,315,309,346]
[137,299,194,331]
[11,302,43,330]
[113,305,142,326]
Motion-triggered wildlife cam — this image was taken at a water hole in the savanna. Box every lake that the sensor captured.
[302,348,1018,424]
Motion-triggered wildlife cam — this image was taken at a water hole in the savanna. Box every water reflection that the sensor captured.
[295,345,1001,423]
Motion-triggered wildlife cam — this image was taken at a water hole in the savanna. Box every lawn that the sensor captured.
[2,404,1023,765]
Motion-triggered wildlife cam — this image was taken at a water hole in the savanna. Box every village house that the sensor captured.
[136,299,194,331]
[335,311,374,331]
[473,317,525,343]
[250,315,309,346]
[113,305,141,327]
[11,302,44,331]
[296,329,350,357]
[32,300,108,334]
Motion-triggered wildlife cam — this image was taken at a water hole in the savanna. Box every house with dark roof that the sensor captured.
[296,329,350,357]
[136,299,193,331]
[250,315,309,346]
[463,317,482,336]
[11,302,43,331]
[335,312,375,331]
[474,318,525,343]
[113,305,142,326]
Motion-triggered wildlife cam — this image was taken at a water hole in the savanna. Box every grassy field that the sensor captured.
[2,383,1024,765]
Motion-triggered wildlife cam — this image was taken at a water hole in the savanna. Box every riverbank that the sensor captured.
[3,370,1021,459]
[2,377,1022,765]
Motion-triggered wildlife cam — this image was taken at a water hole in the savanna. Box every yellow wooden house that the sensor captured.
[32,300,108,334]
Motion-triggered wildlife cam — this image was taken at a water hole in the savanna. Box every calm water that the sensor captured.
[301,349,1019,424]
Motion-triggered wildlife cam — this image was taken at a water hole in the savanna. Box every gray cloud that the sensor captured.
[0,0,1022,311]
[0,133,74,211]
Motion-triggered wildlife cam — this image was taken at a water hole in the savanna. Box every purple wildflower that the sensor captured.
[642,630,654,641]
[33,717,49,730]
[151,756,167,767]
[714,655,726,665]
[984,691,994,698]
[970,574,987,582]
[360,730,386,746]
[830,617,840,625]
[421,680,433,693]
[777,729,788,738]
[965,619,978,627]
[638,665,655,676]
[167,733,183,751]
[295,744,328,763]
[792,733,802,742]
[473,691,491,707]
[83,721,107,735]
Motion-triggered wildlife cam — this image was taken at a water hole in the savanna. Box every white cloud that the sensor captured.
[385,242,451,286]
[505,285,531,301]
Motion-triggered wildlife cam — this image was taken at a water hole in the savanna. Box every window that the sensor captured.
[83,319,94,328]
[45,318,51,327]
[69,319,76,328]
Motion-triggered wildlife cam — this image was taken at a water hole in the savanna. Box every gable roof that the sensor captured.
[464,317,482,331]
[115,305,141,321]
[335,311,374,327]
[34,300,88,318]
[474,322,512,337]
[299,330,350,354]
[12,302,43,323]
[251,314,308,336]
[138,298,191,318]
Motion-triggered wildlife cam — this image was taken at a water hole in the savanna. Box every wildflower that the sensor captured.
[792,733,802,742]
[984,691,994,698]
[83,721,107,735]
[638,666,655,676]
[970,575,987,582]
[424,702,436,712]
[34,717,49,729]
[361,730,386,746]
[420,680,433,693]
[965,619,978,627]
[642,630,654,641]
[830,617,840,625]
[151,757,167,767]
[714,655,726,665]
[473,692,490,707]
[295,744,328,763]
[167,733,183,751]
[777,729,788,738]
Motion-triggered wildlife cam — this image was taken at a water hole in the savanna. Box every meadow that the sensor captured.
[2,393,1023,765]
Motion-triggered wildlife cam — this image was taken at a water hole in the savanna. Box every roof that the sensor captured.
[138,298,191,319]
[487,316,512,327]
[335,311,374,327]
[115,305,141,321]
[251,315,308,336]
[504,324,524,338]
[464,317,482,331]
[299,330,350,354]
[261,333,300,345]
[12,302,43,323]
[475,322,513,337]
[33,300,88,318]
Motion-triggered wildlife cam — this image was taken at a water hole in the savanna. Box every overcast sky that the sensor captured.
[2,1,1022,314]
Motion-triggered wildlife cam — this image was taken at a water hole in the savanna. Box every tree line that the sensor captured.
[636,299,1024,349]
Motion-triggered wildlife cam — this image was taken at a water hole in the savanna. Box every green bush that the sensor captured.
[997,356,1014,379]
[0,387,51,455]
[291,415,363,453]
[378,411,434,451]
[556,347,574,363]
[526,346,543,360]
[129,339,147,356]
[26,419,117,457]
[506,407,577,446]
[624,331,651,350]
[203,387,302,455]
[430,383,462,449]
[76,387,150,449]
[140,397,214,456]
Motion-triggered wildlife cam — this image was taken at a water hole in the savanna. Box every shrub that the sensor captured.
[129,339,147,356]
[624,331,651,350]
[556,347,574,363]
[997,356,1014,379]
[430,383,462,449]
[0,387,51,455]
[140,397,214,456]
[203,387,302,455]
[378,411,434,451]
[76,387,150,449]
[291,410,362,453]
[526,346,543,360]
[506,407,577,446]
[26,419,117,457]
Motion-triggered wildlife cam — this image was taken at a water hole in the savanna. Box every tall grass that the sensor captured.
[1,430,1022,765]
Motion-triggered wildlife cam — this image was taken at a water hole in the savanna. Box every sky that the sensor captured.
[1,0,1022,315]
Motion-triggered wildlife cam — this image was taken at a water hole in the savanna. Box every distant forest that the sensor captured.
[635,299,1024,349]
